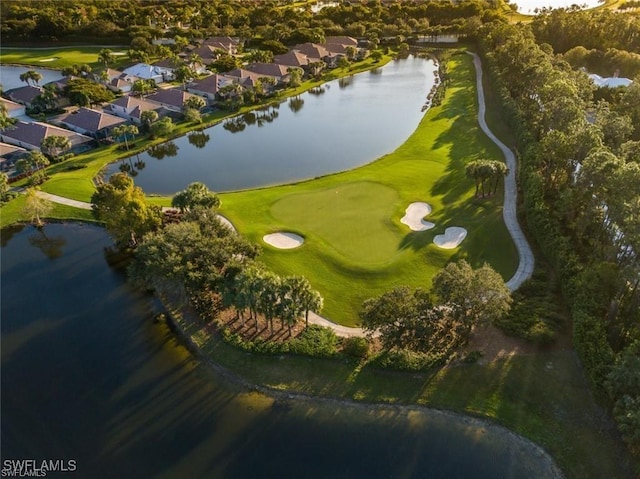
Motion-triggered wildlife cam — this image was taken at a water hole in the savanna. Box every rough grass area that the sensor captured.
[219,53,518,325]
[171,305,633,479]
[0,197,95,228]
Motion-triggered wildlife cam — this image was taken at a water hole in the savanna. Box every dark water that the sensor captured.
[105,56,436,195]
[1,223,561,478]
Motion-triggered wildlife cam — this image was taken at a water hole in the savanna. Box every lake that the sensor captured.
[106,56,437,195]
[0,65,63,91]
[513,0,602,14]
[0,223,563,478]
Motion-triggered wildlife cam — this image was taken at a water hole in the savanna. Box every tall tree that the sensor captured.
[22,188,52,227]
[98,48,115,68]
[91,172,162,248]
[40,136,71,162]
[19,70,43,86]
[171,182,220,213]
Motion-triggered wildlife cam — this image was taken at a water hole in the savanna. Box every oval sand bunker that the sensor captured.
[263,232,304,249]
[433,227,467,249]
[401,202,435,231]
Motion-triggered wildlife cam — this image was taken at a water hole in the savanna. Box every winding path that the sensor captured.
[467,52,534,290]
[35,53,533,335]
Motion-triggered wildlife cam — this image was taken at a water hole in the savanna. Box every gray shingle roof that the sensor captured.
[57,107,126,133]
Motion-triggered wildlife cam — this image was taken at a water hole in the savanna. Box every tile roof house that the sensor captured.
[325,36,358,47]
[4,85,43,107]
[106,96,163,124]
[0,142,27,159]
[0,121,92,153]
[274,51,310,68]
[202,36,241,55]
[292,43,330,60]
[226,69,280,92]
[1,98,26,118]
[187,74,235,101]
[107,77,135,93]
[245,63,291,83]
[55,107,127,138]
[146,88,198,112]
[151,58,180,81]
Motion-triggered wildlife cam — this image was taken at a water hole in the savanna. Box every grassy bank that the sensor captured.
[219,52,517,325]
[169,301,632,479]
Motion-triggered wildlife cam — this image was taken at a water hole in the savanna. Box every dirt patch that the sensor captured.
[462,322,571,365]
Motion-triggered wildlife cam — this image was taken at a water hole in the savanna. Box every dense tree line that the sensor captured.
[478,20,640,458]
[1,0,505,44]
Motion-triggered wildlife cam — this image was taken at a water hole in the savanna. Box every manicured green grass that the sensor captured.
[219,53,518,325]
[0,46,129,70]
[0,196,95,228]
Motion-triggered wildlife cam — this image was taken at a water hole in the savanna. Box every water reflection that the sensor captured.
[28,227,66,260]
[187,130,211,149]
[339,76,354,89]
[308,86,326,96]
[1,223,562,478]
[148,141,179,160]
[288,96,305,114]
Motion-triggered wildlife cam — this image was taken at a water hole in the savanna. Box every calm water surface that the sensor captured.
[1,223,561,478]
[106,56,436,195]
[514,0,601,14]
[0,65,64,90]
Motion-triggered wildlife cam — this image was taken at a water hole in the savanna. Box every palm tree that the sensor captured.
[40,136,71,161]
[98,49,115,68]
[112,124,138,151]
[19,70,43,86]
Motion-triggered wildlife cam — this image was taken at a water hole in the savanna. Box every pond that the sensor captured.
[512,0,602,14]
[106,56,437,195]
[0,223,563,478]
[0,65,63,91]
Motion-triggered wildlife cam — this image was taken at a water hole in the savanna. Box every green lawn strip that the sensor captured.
[0,46,130,70]
[172,304,629,479]
[0,197,95,228]
[219,53,518,325]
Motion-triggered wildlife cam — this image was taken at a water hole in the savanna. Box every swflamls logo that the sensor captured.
[1,459,76,477]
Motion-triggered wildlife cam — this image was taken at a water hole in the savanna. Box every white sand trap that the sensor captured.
[433,227,467,249]
[401,202,435,231]
[112,52,127,56]
[38,58,58,62]
[263,232,304,249]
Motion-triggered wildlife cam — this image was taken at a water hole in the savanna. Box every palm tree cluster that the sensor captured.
[230,265,322,336]
[465,159,509,198]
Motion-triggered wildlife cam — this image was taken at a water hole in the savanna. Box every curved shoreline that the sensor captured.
[161,297,564,479]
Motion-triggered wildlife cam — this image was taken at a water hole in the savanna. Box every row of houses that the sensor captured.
[0,35,365,170]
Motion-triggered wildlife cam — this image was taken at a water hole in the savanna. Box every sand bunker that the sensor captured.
[263,232,304,249]
[112,52,127,56]
[433,227,467,249]
[401,202,435,231]
[38,58,58,62]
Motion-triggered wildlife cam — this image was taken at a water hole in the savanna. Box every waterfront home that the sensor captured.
[0,98,26,118]
[187,74,235,102]
[146,88,198,112]
[106,96,163,124]
[274,51,311,69]
[55,107,127,139]
[0,120,92,153]
[225,69,281,92]
[244,63,291,84]
[4,85,42,108]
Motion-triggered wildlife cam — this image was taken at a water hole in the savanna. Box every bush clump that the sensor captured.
[289,325,339,358]
[341,336,370,359]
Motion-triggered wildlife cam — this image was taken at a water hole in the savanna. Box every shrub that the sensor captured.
[289,325,338,358]
[461,350,483,364]
[342,336,370,359]
[373,348,446,371]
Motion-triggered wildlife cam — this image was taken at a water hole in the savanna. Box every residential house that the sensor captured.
[187,74,235,102]
[226,69,280,93]
[0,142,27,171]
[325,36,358,47]
[55,107,127,139]
[4,85,43,108]
[0,121,92,153]
[182,45,223,70]
[274,51,310,69]
[121,63,165,84]
[588,73,633,88]
[1,98,26,118]
[106,96,163,124]
[107,77,135,94]
[245,63,291,84]
[151,58,179,81]
[146,88,198,113]
[202,36,241,55]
